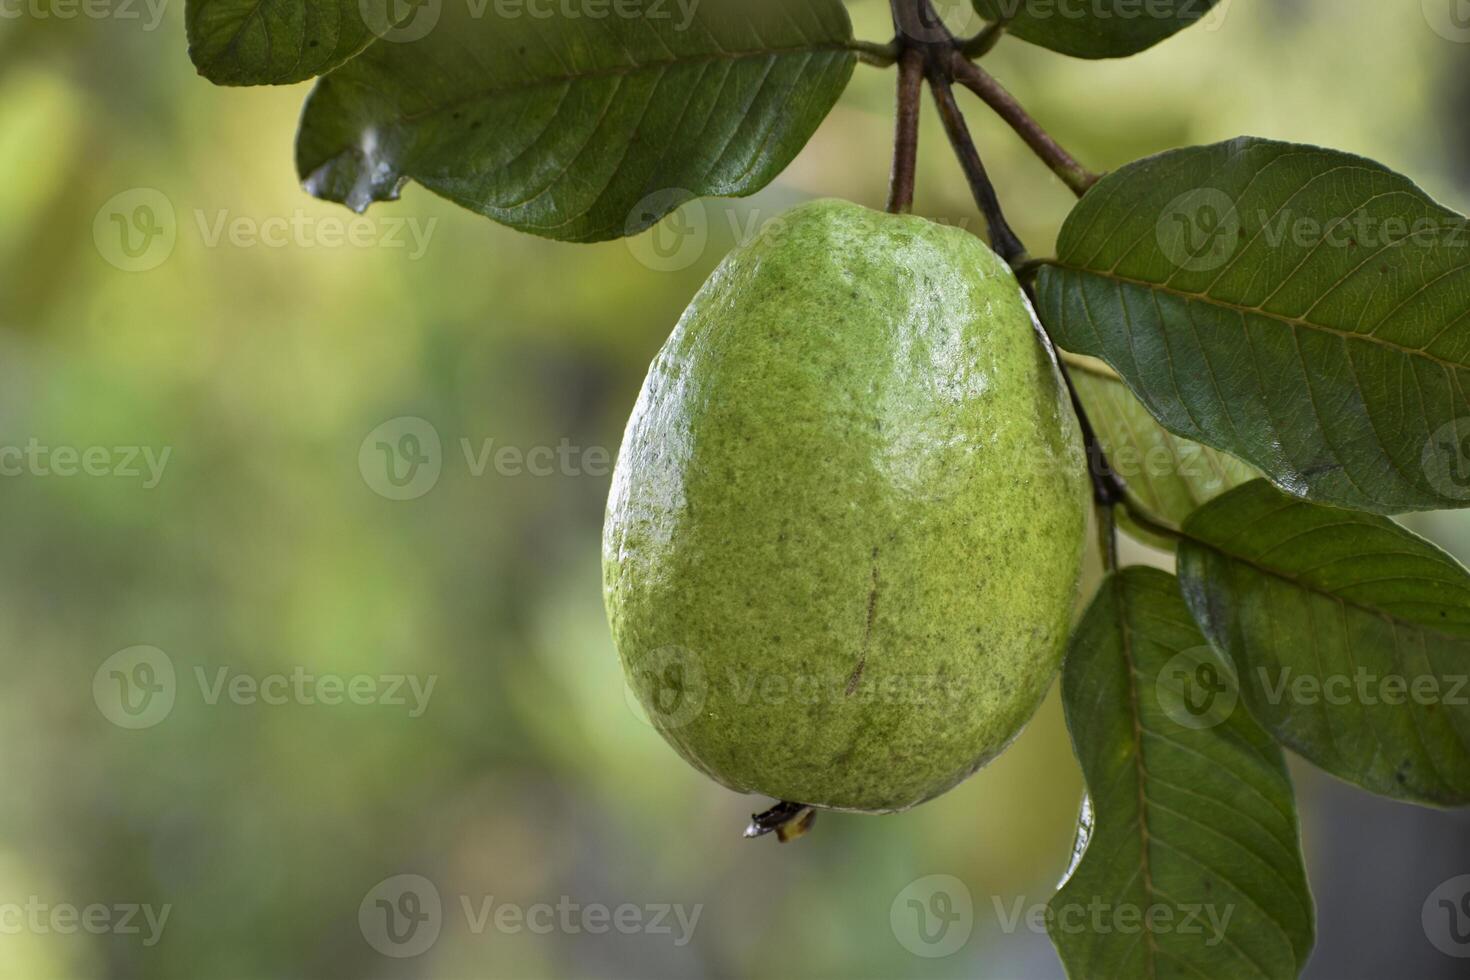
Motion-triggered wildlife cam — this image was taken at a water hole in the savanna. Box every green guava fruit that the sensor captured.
[604,199,1088,814]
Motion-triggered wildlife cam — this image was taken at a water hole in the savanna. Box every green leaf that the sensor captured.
[1052,567,1314,980]
[1064,352,1257,548]
[295,0,857,242]
[1038,137,1470,515]
[972,0,1222,59]
[1178,479,1470,806]
[186,0,381,86]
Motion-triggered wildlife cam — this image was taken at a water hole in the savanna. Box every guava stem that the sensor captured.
[887,47,924,215]
[886,0,937,214]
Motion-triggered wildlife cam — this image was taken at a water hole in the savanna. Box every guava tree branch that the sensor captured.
[887,47,925,214]
[1056,356,1129,507]
[884,0,1028,260]
[888,0,934,46]
[929,73,1027,265]
[1033,302,1129,571]
[949,54,1100,198]
[885,0,942,213]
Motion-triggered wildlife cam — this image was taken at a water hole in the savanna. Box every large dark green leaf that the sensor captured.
[295,0,857,242]
[972,0,1221,59]
[1178,479,1470,805]
[1039,137,1470,515]
[186,0,380,85]
[1051,567,1313,979]
[1064,352,1257,548]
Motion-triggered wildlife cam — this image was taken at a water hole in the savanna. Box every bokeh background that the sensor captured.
[3,1,1470,977]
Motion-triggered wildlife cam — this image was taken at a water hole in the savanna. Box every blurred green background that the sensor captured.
[2,1,1470,977]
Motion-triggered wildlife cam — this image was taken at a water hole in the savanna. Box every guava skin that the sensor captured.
[604,199,1088,813]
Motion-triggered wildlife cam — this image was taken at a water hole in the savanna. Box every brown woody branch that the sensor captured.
[949,54,1100,198]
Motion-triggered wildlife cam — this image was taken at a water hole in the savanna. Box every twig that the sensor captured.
[889,0,935,46]
[1051,338,1127,568]
[949,53,1100,198]
[1055,348,1129,509]
[929,72,1027,266]
[887,47,925,214]
[1025,286,1129,523]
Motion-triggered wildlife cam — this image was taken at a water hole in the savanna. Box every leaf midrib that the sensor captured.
[1185,519,1470,644]
[341,41,857,132]
[1046,261,1469,373]
[1115,574,1163,977]
[217,0,280,73]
